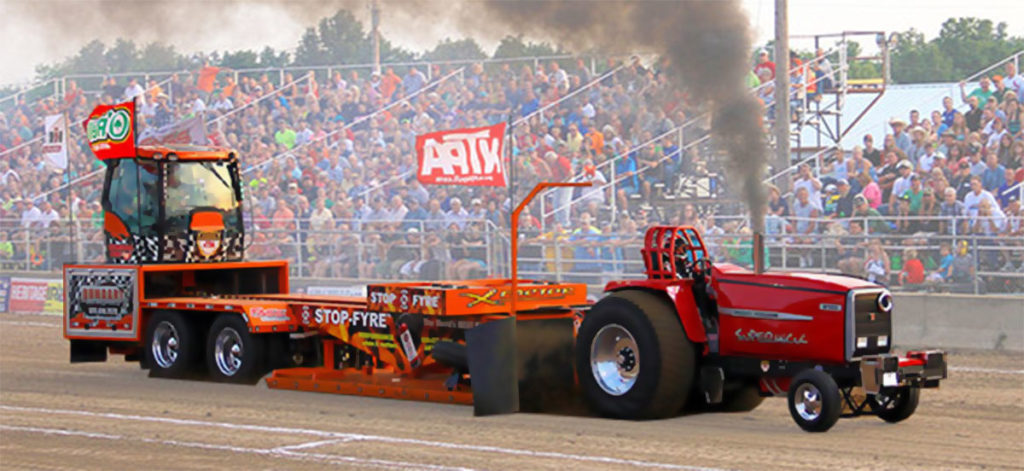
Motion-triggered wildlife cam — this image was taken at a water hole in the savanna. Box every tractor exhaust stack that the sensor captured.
[753,232,765,274]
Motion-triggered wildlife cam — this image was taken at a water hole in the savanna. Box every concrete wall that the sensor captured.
[894,293,1024,351]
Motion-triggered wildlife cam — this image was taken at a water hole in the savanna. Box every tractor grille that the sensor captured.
[850,290,893,358]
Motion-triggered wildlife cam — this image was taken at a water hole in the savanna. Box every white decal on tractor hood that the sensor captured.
[735,328,809,345]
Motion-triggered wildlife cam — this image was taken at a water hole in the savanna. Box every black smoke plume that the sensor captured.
[458,0,768,230]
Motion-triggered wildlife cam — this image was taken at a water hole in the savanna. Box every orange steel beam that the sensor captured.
[509,182,591,316]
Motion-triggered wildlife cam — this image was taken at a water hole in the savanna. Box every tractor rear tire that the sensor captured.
[145,311,202,379]
[206,315,267,384]
[719,385,766,412]
[576,290,695,420]
[870,387,920,423]
[787,369,842,432]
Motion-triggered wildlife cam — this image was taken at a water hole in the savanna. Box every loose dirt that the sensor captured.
[1,313,1021,470]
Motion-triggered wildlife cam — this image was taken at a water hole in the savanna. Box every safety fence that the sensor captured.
[23,54,606,105]
[2,215,1020,296]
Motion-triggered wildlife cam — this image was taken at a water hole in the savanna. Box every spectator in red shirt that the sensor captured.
[899,248,926,287]
[754,50,775,81]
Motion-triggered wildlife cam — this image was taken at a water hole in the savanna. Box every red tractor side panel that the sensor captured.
[713,272,848,364]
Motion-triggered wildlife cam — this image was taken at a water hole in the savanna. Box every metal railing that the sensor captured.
[0,78,62,110]
[0,75,176,160]
[3,215,1020,296]
[52,55,601,96]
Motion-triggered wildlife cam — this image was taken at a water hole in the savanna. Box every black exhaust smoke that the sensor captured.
[411,0,769,227]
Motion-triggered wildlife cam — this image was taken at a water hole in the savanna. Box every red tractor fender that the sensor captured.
[604,280,708,345]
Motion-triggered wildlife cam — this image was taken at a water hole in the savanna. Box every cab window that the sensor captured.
[104,159,159,234]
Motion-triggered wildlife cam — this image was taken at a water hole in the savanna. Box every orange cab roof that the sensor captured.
[135,144,236,161]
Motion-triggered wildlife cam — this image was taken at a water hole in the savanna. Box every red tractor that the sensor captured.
[574,227,947,431]
[63,120,946,432]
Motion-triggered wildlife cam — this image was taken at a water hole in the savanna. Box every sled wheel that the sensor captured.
[206,314,267,384]
[146,311,202,379]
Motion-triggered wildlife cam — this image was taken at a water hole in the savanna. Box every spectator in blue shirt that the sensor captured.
[982,154,1006,191]
[402,67,427,95]
[889,118,913,156]
[940,96,956,127]
[614,150,639,210]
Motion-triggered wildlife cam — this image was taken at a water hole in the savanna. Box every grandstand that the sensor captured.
[1,44,1021,295]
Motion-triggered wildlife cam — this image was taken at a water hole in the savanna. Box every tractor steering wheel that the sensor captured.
[691,258,712,279]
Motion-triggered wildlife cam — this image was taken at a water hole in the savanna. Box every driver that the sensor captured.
[672,234,693,277]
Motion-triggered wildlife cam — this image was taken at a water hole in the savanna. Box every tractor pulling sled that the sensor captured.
[65,112,946,432]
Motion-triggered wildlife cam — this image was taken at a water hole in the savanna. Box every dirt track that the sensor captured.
[1,312,1022,470]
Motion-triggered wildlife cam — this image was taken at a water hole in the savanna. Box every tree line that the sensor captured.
[25,11,1024,85]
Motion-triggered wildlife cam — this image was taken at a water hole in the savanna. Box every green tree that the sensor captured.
[258,47,290,68]
[492,35,564,59]
[105,39,139,73]
[221,50,260,69]
[36,40,107,79]
[844,41,881,80]
[891,29,954,83]
[891,17,1024,83]
[293,9,371,66]
[423,38,487,62]
[138,42,181,71]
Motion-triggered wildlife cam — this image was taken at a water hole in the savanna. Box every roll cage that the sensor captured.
[641,226,710,280]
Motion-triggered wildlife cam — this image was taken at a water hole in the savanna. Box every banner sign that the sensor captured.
[65,268,138,339]
[306,285,367,297]
[9,277,62,314]
[44,279,63,314]
[84,101,136,160]
[138,115,208,146]
[416,122,506,186]
[42,114,68,170]
[0,276,10,313]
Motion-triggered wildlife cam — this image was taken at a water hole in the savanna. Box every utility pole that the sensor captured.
[371,0,381,75]
[773,0,791,193]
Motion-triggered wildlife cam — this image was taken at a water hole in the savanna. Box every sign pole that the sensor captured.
[505,116,515,279]
[63,111,76,263]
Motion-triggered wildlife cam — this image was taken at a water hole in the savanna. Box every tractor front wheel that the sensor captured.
[870,387,920,423]
[787,369,842,432]
[576,290,695,420]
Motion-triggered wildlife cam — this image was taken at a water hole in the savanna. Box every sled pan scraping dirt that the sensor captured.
[467,316,577,416]
[265,278,586,415]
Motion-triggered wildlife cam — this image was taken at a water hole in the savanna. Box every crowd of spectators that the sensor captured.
[1,53,1021,294]
[0,56,709,278]
[749,58,1024,292]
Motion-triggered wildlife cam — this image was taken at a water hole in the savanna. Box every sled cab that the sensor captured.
[101,145,244,264]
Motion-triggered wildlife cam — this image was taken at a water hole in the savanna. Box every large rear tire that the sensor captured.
[206,315,267,384]
[145,311,202,379]
[576,290,695,420]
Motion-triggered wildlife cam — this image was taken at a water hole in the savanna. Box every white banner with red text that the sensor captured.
[416,122,507,187]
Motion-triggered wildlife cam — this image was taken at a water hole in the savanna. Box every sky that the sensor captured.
[1,0,1022,87]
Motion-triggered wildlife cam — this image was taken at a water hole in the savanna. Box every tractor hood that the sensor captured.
[712,263,878,294]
